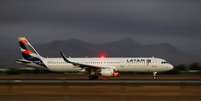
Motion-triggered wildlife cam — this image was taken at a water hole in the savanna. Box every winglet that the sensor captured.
[60,51,72,63]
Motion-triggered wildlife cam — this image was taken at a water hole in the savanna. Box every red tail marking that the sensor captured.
[19,39,28,45]
[23,50,32,55]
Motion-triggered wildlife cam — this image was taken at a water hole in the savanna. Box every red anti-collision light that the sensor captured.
[98,51,107,61]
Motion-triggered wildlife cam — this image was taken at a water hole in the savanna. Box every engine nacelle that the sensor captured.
[100,68,120,77]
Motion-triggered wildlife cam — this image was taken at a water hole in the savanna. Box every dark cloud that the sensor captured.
[0,0,201,55]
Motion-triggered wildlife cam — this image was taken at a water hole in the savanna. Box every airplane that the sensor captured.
[16,37,174,80]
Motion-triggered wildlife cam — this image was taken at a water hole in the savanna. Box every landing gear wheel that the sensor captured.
[153,72,159,80]
[89,75,99,80]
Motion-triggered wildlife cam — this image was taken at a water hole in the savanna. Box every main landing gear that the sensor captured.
[88,69,99,80]
[88,75,99,80]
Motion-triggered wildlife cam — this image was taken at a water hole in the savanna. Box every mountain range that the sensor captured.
[0,38,200,67]
[36,38,200,65]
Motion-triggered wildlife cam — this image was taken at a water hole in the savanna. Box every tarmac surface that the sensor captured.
[0,74,201,101]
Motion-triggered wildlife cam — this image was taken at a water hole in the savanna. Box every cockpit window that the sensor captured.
[146,59,151,63]
[161,61,169,64]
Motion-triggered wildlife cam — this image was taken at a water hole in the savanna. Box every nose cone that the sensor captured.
[168,64,174,70]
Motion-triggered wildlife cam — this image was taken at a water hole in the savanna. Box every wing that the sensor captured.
[60,51,114,69]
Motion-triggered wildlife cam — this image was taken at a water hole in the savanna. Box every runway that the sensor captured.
[0,75,201,101]
[0,79,201,101]
[0,80,201,101]
[0,79,201,85]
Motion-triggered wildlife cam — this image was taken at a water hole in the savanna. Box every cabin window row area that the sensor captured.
[47,61,122,64]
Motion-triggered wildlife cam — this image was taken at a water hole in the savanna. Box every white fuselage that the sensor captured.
[38,57,173,73]
[16,37,174,79]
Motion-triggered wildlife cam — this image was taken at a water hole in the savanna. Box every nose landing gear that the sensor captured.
[153,72,159,80]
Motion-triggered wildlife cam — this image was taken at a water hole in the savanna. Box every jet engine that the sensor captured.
[100,68,120,77]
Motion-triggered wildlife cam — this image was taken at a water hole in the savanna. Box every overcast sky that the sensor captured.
[0,0,201,55]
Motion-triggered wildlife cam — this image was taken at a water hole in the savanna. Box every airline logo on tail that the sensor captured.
[18,37,46,67]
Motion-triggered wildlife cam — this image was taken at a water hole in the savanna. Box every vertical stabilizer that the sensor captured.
[18,37,41,61]
[18,37,47,67]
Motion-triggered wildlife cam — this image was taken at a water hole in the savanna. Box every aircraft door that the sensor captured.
[146,59,157,72]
